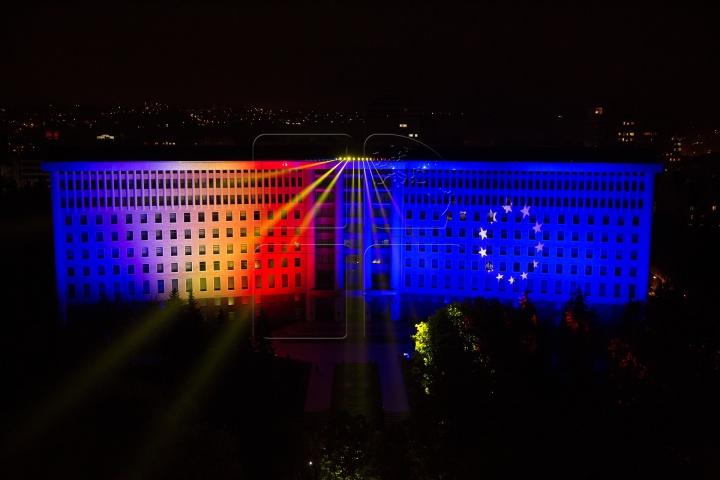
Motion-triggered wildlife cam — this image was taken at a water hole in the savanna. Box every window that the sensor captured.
[185,246,192,255]
[254,211,260,221]
[226,211,233,221]
[170,213,176,223]
[213,245,220,254]
[184,213,191,222]
[199,245,206,255]
[213,228,220,238]
[198,212,205,222]
[171,263,178,272]
[199,261,207,271]
[200,278,207,291]
[140,214,147,224]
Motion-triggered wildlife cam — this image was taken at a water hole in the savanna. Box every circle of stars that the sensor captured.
[478,202,544,285]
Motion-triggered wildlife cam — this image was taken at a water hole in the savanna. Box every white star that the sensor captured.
[496,273,503,281]
[479,228,488,240]
[533,260,539,268]
[521,272,528,280]
[488,209,497,223]
[533,222,543,233]
[508,276,515,284]
[521,205,531,218]
[535,242,544,252]
[503,203,512,213]
[479,247,487,257]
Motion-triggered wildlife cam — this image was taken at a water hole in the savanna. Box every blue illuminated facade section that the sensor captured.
[340,160,662,321]
[44,158,662,324]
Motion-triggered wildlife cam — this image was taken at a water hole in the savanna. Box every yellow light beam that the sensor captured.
[6,306,176,453]
[258,160,344,232]
[127,316,249,477]
[288,160,348,244]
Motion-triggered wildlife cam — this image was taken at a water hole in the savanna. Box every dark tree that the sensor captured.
[557,288,599,382]
[251,308,275,356]
[165,288,184,315]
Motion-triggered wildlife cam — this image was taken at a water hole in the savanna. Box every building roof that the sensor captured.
[42,145,660,164]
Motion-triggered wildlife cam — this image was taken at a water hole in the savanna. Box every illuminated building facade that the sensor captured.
[44,153,662,324]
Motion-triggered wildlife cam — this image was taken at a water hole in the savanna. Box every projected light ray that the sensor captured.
[365,156,452,233]
[256,159,344,233]
[256,160,348,339]
[9,306,176,451]
[365,157,407,224]
[249,159,335,182]
[361,161,387,253]
[288,160,348,246]
[128,315,248,477]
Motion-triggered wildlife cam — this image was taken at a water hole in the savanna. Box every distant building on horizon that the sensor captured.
[584,107,608,147]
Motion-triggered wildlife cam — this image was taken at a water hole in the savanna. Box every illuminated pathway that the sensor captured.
[273,324,414,413]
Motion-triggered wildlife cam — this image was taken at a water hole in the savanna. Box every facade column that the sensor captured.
[303,167,317,321]
[389,177,403,321]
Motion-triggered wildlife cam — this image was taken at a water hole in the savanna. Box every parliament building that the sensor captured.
[43,148,662,324]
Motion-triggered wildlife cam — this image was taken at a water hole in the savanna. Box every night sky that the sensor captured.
[2,1,718,126]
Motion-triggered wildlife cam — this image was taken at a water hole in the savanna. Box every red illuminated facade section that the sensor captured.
[43,161,343,324]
